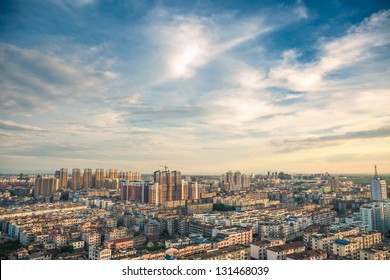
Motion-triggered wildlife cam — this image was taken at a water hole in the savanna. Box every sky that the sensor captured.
[0,0,390,175]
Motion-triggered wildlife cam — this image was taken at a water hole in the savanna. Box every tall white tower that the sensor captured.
[370,165,387,201]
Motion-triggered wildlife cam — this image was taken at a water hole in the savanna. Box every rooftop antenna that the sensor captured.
[374,165,378,177]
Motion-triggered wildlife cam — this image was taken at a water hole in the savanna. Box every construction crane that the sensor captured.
[159,165,168,171]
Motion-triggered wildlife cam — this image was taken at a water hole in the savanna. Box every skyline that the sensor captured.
[1,0,390,174]
[1,165,390,177]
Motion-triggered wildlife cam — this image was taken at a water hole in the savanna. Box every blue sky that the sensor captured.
[1,0,390,174]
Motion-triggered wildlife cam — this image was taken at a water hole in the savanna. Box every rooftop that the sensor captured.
[268,242,305,252]
[334,239,350,245]
[287,249,327,260]
[106,237,132,244]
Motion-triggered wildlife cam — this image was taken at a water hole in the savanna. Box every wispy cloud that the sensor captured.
[268,10,390,92]
[272,126,390,152]
[0,120,45,132]
[0,43,116,112]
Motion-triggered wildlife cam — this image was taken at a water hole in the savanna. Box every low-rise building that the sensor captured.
[105,237,133,251]
[267,242,305,260]
[360,242,390,260]
[89,246,111,260]
[331,232,383,259]
[53,234,68,248]
[213,227,252,249]
[250,240,285,260]
[68,239,85,250]
[82,232,101,249]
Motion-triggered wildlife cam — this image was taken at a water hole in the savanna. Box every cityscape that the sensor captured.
[0,166,389,260]
[1,0,390,264]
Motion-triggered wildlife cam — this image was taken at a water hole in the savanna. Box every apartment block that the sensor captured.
[266,242,305,260]
[89,246,111,260]
[250,239,285,260]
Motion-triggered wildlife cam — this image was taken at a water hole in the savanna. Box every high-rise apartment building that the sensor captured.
[153,170,183,205]
[94,168,105,189]
[118,171,142,181]
[234,171,242,188]
[370,166,387,201]
[59,168,68,189]
[121,180,149,203]
[148,183,160,206]
[329,176,340,193]
[83,168,92,189]
[188,181,200,200]
[34,176,58,198]
[71,168,81,191]
[241,174,250,189]
[181,180,189,200]
[360,201,390,234]
[108,168,118,180]
[221,170,249,191]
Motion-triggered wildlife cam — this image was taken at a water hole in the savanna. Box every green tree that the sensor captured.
[60,245,74,253]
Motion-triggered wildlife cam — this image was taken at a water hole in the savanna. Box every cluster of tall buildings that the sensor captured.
[34,168,141,198]
[121,170,200,206]
[56,168,141,191]
[220,171,249,191]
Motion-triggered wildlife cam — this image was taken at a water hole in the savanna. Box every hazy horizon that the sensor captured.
[1,1,389,174]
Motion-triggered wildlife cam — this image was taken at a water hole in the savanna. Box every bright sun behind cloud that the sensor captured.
[171,44,202,78]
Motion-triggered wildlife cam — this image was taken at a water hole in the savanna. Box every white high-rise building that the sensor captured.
[370,165,387,201]
[360,200,390,235]
[360,203,386,233]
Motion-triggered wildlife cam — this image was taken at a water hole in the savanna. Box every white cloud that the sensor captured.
[0,119,45,131]
[148,11,269,80]
[294,0,309,19]
[0,43,116,112]
[268,10,390,92]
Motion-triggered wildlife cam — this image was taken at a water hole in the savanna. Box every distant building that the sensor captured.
[83,168,92,189]
[71,168,81,191]
[221,170,249,191]
[59,168,68,189]
[371,166,387,201]
[329,176,339,193]
[94,168,105,189]
[188,182,200,200]
[34,176,58,198]
[153,170,184,205]
[121,180,149,203]
[108,168,118,180]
